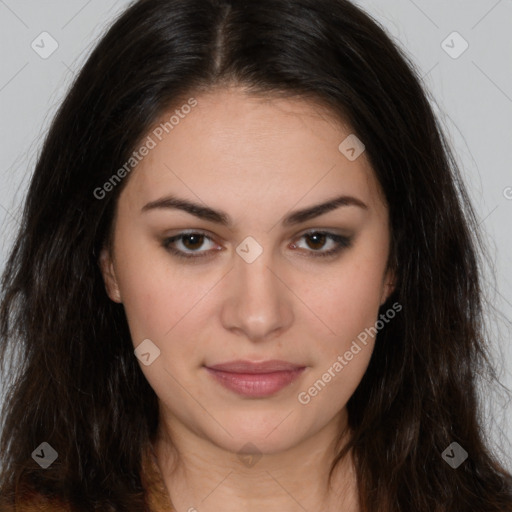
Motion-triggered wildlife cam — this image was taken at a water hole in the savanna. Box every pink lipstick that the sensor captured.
[204,360,306,398]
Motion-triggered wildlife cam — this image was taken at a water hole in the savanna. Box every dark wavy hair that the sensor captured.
[1,0,511,510]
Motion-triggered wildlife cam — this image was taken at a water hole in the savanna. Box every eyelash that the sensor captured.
[162,230,353,261]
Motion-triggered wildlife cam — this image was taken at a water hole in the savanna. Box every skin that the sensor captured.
[100,86,395,512]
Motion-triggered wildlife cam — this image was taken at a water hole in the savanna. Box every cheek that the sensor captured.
[113,247,233,411]
[308,259,386,349]
[295,252,387,405]
[111,234,198,345]
[296,274,381,413]
[114,249,212,402]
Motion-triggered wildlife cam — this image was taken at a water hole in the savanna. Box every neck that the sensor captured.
[152,409,360,512]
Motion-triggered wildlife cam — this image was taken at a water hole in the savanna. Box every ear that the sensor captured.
[98,247,122,303]
[380,267,396,306]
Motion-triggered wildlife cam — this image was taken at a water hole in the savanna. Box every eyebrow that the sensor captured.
[141,194,368,227]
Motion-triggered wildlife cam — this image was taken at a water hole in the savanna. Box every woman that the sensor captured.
[0,0,511,510]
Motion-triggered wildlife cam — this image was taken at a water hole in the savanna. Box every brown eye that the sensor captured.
[181,233,206,251]
[291,231,353,258]
[162,230,352,262]
[162,231,220,259]
[304,232,328,250]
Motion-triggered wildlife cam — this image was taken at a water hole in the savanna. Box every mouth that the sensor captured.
[204,360,307,398]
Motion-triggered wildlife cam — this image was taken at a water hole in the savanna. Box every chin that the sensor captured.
[201,411,310,455]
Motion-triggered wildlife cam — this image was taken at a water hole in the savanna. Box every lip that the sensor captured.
[204,360,306,398]
[207,359,305,373]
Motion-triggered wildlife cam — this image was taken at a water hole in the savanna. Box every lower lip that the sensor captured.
[205,367,306,398]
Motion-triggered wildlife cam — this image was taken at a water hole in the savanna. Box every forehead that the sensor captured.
[120,87,386,215]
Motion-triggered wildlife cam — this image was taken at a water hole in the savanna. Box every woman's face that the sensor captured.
[100,87,394,455]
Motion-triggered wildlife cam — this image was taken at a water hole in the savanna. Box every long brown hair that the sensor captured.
[1,0,511,510]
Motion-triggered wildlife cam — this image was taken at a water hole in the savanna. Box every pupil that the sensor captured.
[183,234,203,250]
[307,233,326,250]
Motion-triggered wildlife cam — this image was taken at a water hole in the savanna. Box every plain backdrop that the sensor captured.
[0,0,511,472]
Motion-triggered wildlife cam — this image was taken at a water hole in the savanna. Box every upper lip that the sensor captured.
[205,360,306,374]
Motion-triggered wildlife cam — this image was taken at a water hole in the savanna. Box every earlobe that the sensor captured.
[380,269,396,306]
[98,248,122,303]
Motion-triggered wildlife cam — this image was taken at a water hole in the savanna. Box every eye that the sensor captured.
[290,230,353,258]
[162,231,220,259]
[162,230,353,261]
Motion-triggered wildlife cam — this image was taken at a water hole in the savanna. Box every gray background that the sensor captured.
[0,0,511,470]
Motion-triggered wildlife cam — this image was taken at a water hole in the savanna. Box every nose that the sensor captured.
[220,246,294,343]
